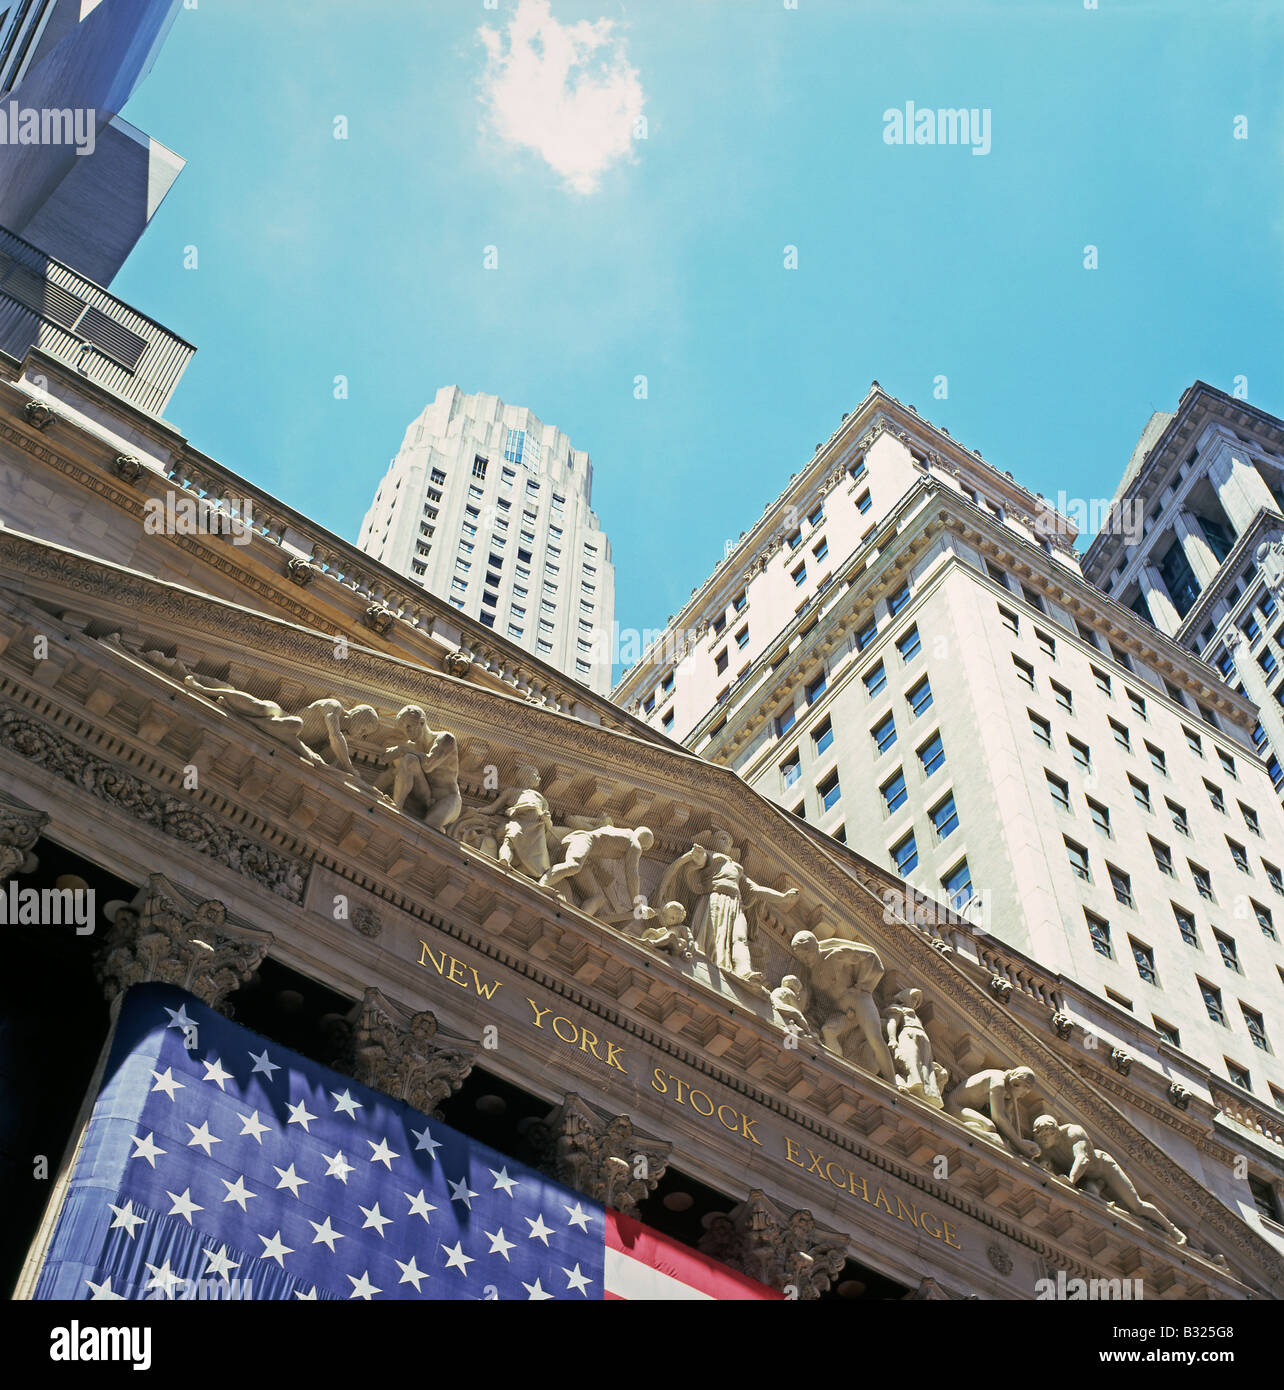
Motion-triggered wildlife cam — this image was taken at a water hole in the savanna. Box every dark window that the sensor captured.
[1131,939,1158,984]
[919,732,945,776]
[1173,904,1198,946]
[882,769,908,814]
[873,713,897,755]
[1086,911,1113,958]
[864,662,887,698]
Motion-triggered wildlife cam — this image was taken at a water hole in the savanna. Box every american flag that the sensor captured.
[33,983,778,1301]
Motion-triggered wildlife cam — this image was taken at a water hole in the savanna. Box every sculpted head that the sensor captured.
[515,762,541,788]
[779,974,804,999]
[1031,1114,1060,1147]
[709,828,734,854]
[634,827,655,851]
[346,704,380,736]
[790,930,820,962]
[893,987,923,1009]
[396,704,426,739]
[1007,1066,1037,1097]
[657,901,686,927]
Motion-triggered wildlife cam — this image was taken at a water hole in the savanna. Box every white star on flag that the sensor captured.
[347,1270,381,1300]
[203,1245,240,1280]
[448,1176,478,1208]
[85,1277,125,1300]
[360,1202,392,1237]
[185,1120,220,1155]
[368,1137,399,1169]
[564,1263,593,1295]
[331,1088,363,1118]
[565,1201,591,1231]
[149,1067,184,1100]
[237,1109,271,1143]
[257,1231,293,1267]
[145,1260,182,1298]
[220,1175,256,1210]
[163,1004,196,1032]
[411,1124,441,1159]
[526,1213,554,1245]
[309,1217,344,1252]
[523,1277,554,1300]
[107,1200,146,1238]
[166,1188,203,1224]
[248,1048,280,1080]
[404,1189,436,1223]
[441,1240,474,1275]
[396,1255,429,1291]
[201,1056,233,1089]
[285,1098,317,1131]
[273,1163,307,1197]
[490,1166,519,1196]
[486,1228,516,1261]
[322,1149,354,1183]
[129,1131,165,1167]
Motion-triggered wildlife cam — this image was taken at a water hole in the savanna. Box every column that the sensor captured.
[1207,438,1279,536]
[1173,511,1221,586]
[1138,565,1181,636]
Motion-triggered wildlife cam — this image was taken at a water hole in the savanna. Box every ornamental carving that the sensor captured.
[95,873,270,1011]
[699,1190,847,1299]
[285,555,319,586]
[444,649,474,679]
[351,904,382,938]
[989,976,1013,1002]
[1051,1011,1075,1040]
[1169,1082,1193,1111]
[0,708,307,903]
[0,790,47,877]
[23,400,55,430]
[113,454,145,484]
[1110,1048,1134,1076]
[363,602,398,634]
[329,987,473,1116]
[521,1093,670,1217]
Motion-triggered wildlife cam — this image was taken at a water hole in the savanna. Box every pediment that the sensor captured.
[1,530,1281,1298]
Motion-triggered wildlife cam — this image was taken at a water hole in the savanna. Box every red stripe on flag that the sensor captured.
[604,1209,785,1300]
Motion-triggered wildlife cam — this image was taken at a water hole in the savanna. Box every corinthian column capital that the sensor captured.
[698,1189,847,1299]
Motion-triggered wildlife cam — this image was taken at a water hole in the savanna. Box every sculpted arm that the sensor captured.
[1067,1134,1093,1187]
[743,875,800,912]
[989,1074,1039,1158]
[322,705,355,772]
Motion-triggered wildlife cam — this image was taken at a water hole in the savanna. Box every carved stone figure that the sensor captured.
[522,1094,670,1217]
[297,698,380,776]
[770,974,814,1038]
[666,831,799,987]
[883,987,948,1107]
[378,705,461,829]
[1031,1113,1187,1245]
[626,901,695,959]
[0,792,47,877]
[698,1190,846,1299]
[543,823,655,917]
[943,1066,1039,1157]
[788,931,895,1081]
[459,764,555,880]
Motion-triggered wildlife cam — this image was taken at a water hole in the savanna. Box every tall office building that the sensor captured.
[0,0,185,287]
[358,386,615,695]
[1082,382,1284,801]
[614,385,1284,1222]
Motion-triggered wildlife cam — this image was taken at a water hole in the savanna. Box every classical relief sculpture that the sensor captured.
[297,698,381,775]
[883,987,948,1107]
[770,974,815,1038]
[665,831,799,987]
[543,823,655,917]
[377,705,461,829]
[455,763,555,879]
[943,1066,1040,1157]
[788,931,895,1081]
[1031,1114,1187,1245]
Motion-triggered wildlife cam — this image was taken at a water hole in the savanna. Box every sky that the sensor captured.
[114,0,1284,648]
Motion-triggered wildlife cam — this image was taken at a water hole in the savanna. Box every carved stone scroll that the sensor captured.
[0,789,47,877]
[698,1190,847,1299]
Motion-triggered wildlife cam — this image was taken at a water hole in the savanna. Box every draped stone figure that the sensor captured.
[788,931,896,1081]
[664,831,798,986]
[1031,1113,1187,1245]
[883,987,948,1107]
[454,763,555,880]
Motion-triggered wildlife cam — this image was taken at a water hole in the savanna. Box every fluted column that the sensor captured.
[1207,438,1279,536]
[1138,565,1181,635]
[1173,511,1221,587]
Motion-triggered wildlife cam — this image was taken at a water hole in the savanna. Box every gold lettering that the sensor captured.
[446,958,467,987]
[418,940,447,974]
[651,1067,669,1094]
[551,1015,578,1044]
[919,1211,942,1239]
[579,1028,603,1060]
[849,1171,870,1202]
[469,968,502,1000]
[672,1076,689,1105]
[872,1187,895,1216]
[717,1104,742,1133]
[895,1197,919,1228]
[784,1136,805,1167]
[825,1162,848,1190]
[804,1147,826,1176]
[740,1114,761,1145]
[603,1041,628,1074]
[942,1221,962,1250]
[689,1088,714,1117]
[526,998,553,1029]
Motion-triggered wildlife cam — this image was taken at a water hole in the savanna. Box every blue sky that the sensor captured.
[115,0,1283,644]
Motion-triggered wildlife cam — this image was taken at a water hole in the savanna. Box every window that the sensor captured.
[1086,911,1113,958]
[1051,681,1073,713]
[1254,901,1277,941]
[856,619,879,652]
[1205,780,1226,814]
[873,713,898,755]
[806,671,827,704]
[1068,736,1091,771]
[942,860,974,911]
[1215,930,1240,972]
[1029,711,1052,747]
[1146,743,1167,776]
[430,468,447,485]
[479,612,495,628]
[850,457,868,485]
[1184,726,1204,756]
[1036,630,1057,660]
[1012,656,1035,689]
[832,824,847,845]
[1243,1005,1271,1053]
[1066,838,1091,882]
[919,732,945,777]
[472,455,488,479]
[1237,802,1260,837]
[807,502,825,528]
[896,626,921,662]
[786,528,802,551]
[1108,864,1134,908]
[791,561,807,587]
[1173,904,1199,946]
[1131,938,1158,984]
[1088,798,1112,837]
[1127,690,1147,720]
[1200,979,1226,1025]
[1265,861,1284,897]
[732,590,747,613]
[856,490,873,515]
[450,577,467,595]
[1165,799,1188,836]
[1263,649,1279,678]
[931,794,959,840]
[1226,1059,1251,1089]
[998,604,1019,635]
[1228,837,1250,873]
[888,583,912,617]
[892,832,918,874]
[715,648,729,675]
[1191,862,1215,901]
[1092,666,1112,696]
[1129,775,1152,812]
[864,662,887,698]
[1249,1176,1282,1222]
[507,623,523,639]
[812,537,829,562]
[1153,1017,1180,1046]
[775,706,797,738]
[1109,719,1131,752]
[1021,584,1045,614]
[661,672,675,695]
[735,624,750,650]
[781,753,801,789]
[1046,771,1071,810]
[907,677,933,717]
[987,561,1009,587]
[882,769,908,814]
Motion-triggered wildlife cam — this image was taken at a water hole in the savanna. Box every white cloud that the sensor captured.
[478,0,645,195]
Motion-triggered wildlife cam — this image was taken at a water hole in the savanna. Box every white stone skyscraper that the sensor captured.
[358,386,615,694]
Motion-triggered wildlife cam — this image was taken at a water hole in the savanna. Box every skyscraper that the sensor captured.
[1082,382,1284,802]
[358,386,615,694]
[613,384,1284,1141]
